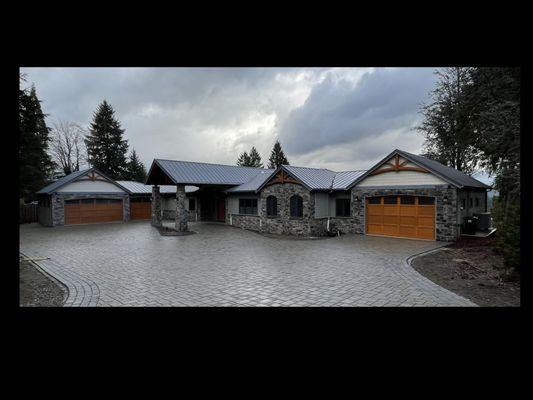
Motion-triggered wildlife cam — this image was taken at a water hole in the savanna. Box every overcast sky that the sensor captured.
[21,67,465,175]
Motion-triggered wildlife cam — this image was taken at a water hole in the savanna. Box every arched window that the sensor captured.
[290,195,303,218]
[266,195,278,217]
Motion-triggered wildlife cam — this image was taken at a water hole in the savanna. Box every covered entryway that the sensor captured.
[65,198,123,225]
[130,198,151,220]
[366,195,435,240]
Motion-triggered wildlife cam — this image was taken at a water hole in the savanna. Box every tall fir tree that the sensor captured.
[19,82,55,202]
[125,149,147,182]
[85,100,129,180]
[236,151,251,166]
[248,147,263,168]
[267,140,289,169]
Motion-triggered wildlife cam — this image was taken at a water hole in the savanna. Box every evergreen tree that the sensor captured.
[467,67,520,272]
[19,82,55,202]
[85,100,129,180]
[237,151,251,166]
[267,140,289,169]
[248,147,263,168]
[418,67,479,174]
[125,149,147,182]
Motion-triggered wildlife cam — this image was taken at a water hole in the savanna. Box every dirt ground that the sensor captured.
[411,236,520,307]
[19,258,67,307]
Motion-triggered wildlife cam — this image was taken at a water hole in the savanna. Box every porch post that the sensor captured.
[175,184,188,232]
[151,185,162,227]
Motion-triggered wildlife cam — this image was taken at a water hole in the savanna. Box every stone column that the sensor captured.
[175,184,188,232]
[151,185,162,227]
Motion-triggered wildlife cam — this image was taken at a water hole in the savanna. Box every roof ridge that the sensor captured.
[155,158,266,170]
[284,164,337,173]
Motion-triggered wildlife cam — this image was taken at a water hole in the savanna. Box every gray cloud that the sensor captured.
[21,67,437,172]
[279,68,437,157]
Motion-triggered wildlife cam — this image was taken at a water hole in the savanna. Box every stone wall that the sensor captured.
[231,214,261,231]
[175,185,188,231]
[259,182,314,236]
[163,209,198,221]
[51,193,129,226]
[351,186,458,241]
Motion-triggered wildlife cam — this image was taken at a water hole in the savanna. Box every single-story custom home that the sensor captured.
[145,149,490,241]
[36,149,490,241]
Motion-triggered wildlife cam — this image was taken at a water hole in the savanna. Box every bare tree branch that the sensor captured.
[49,120,87,175]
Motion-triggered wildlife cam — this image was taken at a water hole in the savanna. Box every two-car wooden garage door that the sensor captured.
[65,198,123,225]
[366,195,435,240]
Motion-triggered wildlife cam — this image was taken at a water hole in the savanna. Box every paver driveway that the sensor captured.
[19,221,475,307]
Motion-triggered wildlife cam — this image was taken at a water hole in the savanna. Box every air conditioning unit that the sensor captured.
[475,212,492,232]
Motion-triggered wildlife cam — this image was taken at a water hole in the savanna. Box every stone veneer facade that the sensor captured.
[175,185,188,231]
[226,184,459,241]
[50,193,130,227]
[351,186,458,242]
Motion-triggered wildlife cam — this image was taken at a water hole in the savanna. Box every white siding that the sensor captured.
[314,192,329,218]
[356,170,446,187]
[57,180,126,193]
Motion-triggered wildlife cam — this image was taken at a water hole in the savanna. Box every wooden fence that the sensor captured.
[20,203,38,224]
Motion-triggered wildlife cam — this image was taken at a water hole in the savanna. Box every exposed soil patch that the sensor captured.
[19,258,67,307]
[411,236,520,307]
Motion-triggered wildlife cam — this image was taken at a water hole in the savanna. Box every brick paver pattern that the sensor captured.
[19,221,476,307]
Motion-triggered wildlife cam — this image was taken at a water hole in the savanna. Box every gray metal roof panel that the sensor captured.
[225,169,276,192]
[155,159,265,185]
[36,169,92,194]
[116,181,198,194]
[331,170,367,190]
[396,150,490,189]
[283,165,337,190]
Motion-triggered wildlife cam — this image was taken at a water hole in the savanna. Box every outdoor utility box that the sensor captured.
[463,216,478,235]
[475,212,492,232]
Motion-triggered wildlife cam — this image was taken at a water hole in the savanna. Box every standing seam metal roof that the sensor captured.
[396,150,490,189]
[154,159,265,185]
[36,169,97,194]
[115,181,198,194]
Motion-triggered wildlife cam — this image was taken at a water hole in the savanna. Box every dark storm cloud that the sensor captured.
[279,68,437,157]
[20,67,438,172]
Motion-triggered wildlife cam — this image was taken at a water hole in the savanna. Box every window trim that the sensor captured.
[238,198,258,215]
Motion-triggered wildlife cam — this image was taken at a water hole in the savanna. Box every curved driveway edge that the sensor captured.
[20,252,100,307]
[399,247,477,307]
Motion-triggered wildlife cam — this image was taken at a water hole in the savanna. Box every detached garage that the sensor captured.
[37,168,130,227]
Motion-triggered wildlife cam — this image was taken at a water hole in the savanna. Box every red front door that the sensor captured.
[217,199,226,221]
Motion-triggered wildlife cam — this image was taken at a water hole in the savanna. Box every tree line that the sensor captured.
[418,67,520,272]
[19,76,147,202]
[236,140,290,169]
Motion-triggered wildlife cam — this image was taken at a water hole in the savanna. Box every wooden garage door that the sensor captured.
[130,198,151,220]
[65,198,123,225]
[366,195,435,240]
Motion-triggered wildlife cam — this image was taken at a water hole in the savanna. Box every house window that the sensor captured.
[239,199,257,215]
[462,199,466,208]
[469,198,473,207]
[418,197,435,205]
[475,198,480,207]
[368,197,381,204]
[266,195,277,217]
[335,198,351,217]
[290,195,303,218]
[400,196,415,205]
[189,198,196,211]
[384,196,397,204]
[65,199,79,205]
